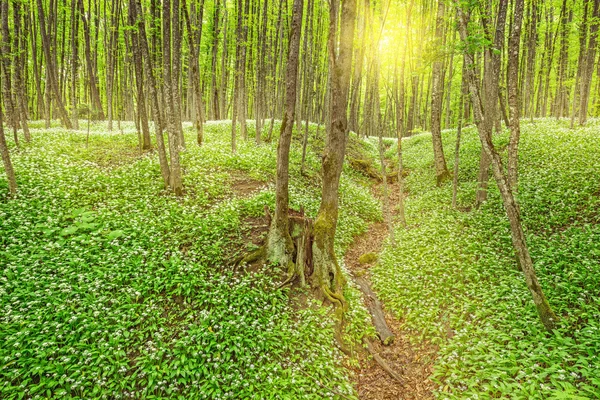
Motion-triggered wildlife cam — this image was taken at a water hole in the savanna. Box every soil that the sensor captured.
[345,182,437,400]
[230,173,265,197]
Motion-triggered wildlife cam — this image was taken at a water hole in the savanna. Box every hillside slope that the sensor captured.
[373,119,600,399]
[0,121,380,399]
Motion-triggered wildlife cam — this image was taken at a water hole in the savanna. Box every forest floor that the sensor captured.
[345,181,436,400]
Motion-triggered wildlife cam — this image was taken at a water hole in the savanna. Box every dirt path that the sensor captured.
[345,183,436,400]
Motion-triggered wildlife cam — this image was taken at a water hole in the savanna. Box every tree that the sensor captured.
[162,0,183,195]
[430,0,450,185]
[311,0,356,309]
[77,0,104,120]
[578,0,600,125]
[10,0,31,142]
[0,87,16,195]
[507,0,525,190]
[457,2,558,331]
[266,0,304,272]
[130,0,170,187]
[182,0,206,145]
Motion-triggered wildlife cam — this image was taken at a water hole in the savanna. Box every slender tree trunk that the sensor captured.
[11,1,31,141]
[36,0,72,128]
[131,0,170,187]
[30,10,46,122]
[106,0,121,130]
[0,98,16,195]
[172,0,185,148]
[507,0,525,190]
[579,0,600,125]
[1,0,19,143]
[182,0,206,145]
[267,0,304,272]
[77,0,104,120]
[70,0,80,129]
[458,6,557,332]
[162,0,183,195]
[128,0,151,150]
[444,31,456,129]
[211,0,221,120]
[452,59,467,209]
[476,0,507,208]
[430,0,450,185]
[554,0,570,119]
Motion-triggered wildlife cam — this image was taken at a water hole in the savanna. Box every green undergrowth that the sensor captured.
[0,120,379,399]
[373,118,600,399]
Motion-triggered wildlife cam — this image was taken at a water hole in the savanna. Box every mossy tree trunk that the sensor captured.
[311,0,356,312]
[267,0,304,271]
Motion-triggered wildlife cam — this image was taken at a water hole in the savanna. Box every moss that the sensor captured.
[358,252,378,265]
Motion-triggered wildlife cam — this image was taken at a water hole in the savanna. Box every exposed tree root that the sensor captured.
[349,157,408,183]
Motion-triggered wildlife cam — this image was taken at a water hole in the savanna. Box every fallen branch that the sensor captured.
[364,338,405,384]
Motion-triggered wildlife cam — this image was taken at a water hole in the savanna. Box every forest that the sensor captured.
[0,0,599,398]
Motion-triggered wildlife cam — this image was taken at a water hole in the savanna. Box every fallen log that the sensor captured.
[355,276,395,345]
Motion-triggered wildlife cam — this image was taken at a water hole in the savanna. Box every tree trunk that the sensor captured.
[430,0,450,185]
[475,0,507,208]
[128,0,151,150]
[578,0,600,125]
[106,0,121,130]
[182,0,206,145]
[36,0,72,128]
[452,59,467,209]
[0,88,16,195]
[211,0,221,120]
[311,0,356,311]
[267,0,304,271]
[70,0,80,129]
[171,0,185,148]
[458,5,558,332]
[131,0,170,188]
[77,0,104,120]
[162,0,183,195]
[11,0,31,142]
[1,0,19,143]
[507,0,525,191]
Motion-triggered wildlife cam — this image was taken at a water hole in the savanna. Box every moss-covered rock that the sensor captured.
[358,252,378,265]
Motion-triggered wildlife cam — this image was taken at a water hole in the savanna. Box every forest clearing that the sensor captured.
[1,0,600,399]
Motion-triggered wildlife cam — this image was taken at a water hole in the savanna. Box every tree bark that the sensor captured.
[131,0,170,187]
[162,0,183,195]
[182,0,206,145]
[0,87,16,195]
[77,0,104,120]
[507,0,525,191]
[267,0,304,271]
[578,0,600,125]
[430,0,450,185]
[1,0,19,143]
[70,0,80,129]
[457,5,558,332]
[128,0,151,150]
[311,0,356,311]
[475,0,507,207]
[10,0,31,141]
